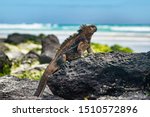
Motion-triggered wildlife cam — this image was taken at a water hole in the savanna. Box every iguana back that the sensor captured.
[55,33,78,58]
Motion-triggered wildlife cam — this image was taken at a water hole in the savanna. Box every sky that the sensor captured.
[0,0,150,24]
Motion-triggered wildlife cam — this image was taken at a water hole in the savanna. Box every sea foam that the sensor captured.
[0,23,51,29]
[0,23,150,33]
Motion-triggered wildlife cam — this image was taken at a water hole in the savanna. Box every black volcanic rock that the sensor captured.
[5,33,39,44]
[40,35,60,64]
[0,43,9,52]
[0,38,6,42]
[47,52,150,100]
[0,51,11,76]
[0,75,63,100]
[21,50,40,64]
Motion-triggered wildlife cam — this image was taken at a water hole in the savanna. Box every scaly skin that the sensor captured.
[34,25,97,97]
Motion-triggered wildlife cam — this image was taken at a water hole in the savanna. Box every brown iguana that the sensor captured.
[34,24,97,97]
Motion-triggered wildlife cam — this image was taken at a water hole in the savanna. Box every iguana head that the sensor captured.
[78,24,97,35]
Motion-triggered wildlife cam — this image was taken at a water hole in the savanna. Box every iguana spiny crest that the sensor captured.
[56,24,97,61]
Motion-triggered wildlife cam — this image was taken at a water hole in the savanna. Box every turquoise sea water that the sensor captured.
[1,24,150,33]
[50,24,150,33]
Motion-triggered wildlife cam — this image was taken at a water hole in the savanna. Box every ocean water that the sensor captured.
[0,23,150,52]
[1,23,150,32]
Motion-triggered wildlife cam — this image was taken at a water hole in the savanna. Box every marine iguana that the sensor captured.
[34,24,97,97]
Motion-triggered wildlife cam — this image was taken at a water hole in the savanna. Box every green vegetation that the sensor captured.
[0,64,11,77]
[11,57,41,80]
[0,43,10,52]
[12,69,44,80]
[0,52,11,77]
[91,43,111,52]
[4,41,41,56]
[91,43,133,53]
[25,39,41,45]
[11,59,21,70]
[110,44,133,53]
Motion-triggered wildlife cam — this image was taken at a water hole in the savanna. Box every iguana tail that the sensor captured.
[34,59,59,97]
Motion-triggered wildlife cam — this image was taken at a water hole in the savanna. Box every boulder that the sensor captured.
[0,51,12,76]
[0,75,63,100]
[5,33,39,44]
[11,51,41,79]
[6,51,25,59]
[47,52,150,100]
[21,50,40,64]
[40,35,60,64]
[0,43,9,52]
[0,38,6,42]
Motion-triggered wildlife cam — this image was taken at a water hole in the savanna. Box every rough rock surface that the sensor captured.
[47,52,150,100]
[7,51,25,59]
[0,75,63,100]
[40,35,60,64]
[21,50,40,64]
[5,33,39,44]
[0,43,9,52]
[0,38,6,42]
[0,51,12,76]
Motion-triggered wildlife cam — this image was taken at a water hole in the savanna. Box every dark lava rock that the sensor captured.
[20,50,40,65]
[97,90,150,100]
[47,52,150,100]
[21,50,40,64]
[0,51,12,76]
[40,35,60,64]
[0,38,6,42]
[5,33,39,44]
[0,43,9,52]
[25,50,39,59]
[0,75,63,100]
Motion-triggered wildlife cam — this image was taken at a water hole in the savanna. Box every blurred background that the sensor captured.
[0,0,150,52]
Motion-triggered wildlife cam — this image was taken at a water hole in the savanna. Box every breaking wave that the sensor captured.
[0,23,150,33]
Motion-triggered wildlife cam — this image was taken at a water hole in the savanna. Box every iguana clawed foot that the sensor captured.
[60,61,70,69]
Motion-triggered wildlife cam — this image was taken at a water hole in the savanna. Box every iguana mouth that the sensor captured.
[94,26,97,32]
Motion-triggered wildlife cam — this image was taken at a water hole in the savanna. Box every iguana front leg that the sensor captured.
[77,41,85,58]
[77,41,91,57]
[57,54,67,69]
[87,45,93,54]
